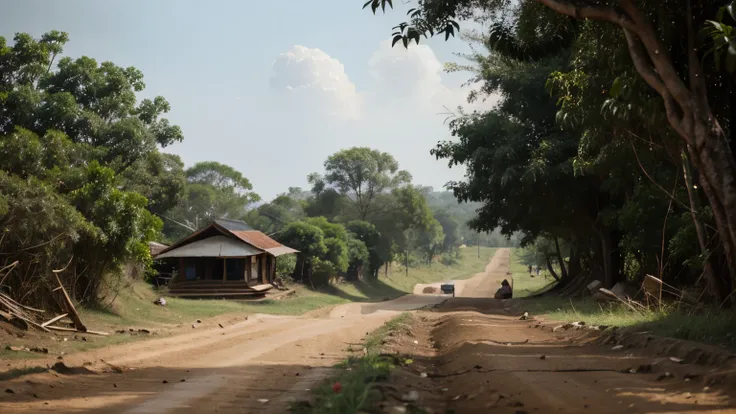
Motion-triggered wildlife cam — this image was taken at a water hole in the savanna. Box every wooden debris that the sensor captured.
[53,272,87,332]
[41,313,69,328]
[45,326,108,336]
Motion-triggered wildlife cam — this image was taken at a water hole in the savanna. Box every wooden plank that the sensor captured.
[45,326,108,336]
[41,313,68,328]
[249,284,273,292]
[53,272,87,332]
[0,293,44,314]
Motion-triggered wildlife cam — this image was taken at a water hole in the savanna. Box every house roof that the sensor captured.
[156,219,298,259]
[149,241,169,257]
[155,235,262,259]
[215,218,254,232]
[231,230,282,250]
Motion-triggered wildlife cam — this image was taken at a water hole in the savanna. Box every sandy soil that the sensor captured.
[0,294,448,414]
[375,250,736,414]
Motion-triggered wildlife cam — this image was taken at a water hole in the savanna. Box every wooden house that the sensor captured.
[153,219,298,298]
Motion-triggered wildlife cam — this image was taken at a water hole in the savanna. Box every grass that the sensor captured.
[521,294,736,350]
[292,313,415,414]
[509,248,556,298]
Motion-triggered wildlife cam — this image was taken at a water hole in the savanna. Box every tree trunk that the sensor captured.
[681,150,721,297]
[689,140,736,302]
[545,255,560,281]
[568,245,581,279]
[553,237,568,280]
[600,231,614,289]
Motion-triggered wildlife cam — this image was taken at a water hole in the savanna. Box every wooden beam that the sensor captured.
[260,255,266,284]
[222,258,227,281]
[41,313,68,328]
[53,272,87,332]
[46,326,109,336]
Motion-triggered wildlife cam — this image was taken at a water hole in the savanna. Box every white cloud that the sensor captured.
[270,45,361,120]
[263,41,499,200]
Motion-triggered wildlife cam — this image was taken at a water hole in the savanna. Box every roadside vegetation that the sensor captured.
[292,313,414,414]
[508,249,736,349]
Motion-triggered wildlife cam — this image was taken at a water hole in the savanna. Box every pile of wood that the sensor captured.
[0,292,47,331]
[0,269,107,336]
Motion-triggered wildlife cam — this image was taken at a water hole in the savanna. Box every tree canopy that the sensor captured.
[364,0,736,301]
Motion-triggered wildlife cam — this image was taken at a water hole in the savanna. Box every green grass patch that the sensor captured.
[293,313,414,414]
[510,249,555,298]
[0,366,47,381]
[522,296,736,349]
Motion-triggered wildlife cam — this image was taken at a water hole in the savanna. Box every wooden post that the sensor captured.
[260,255,266,284]
[223,258,227,281]
[246,257,252,284]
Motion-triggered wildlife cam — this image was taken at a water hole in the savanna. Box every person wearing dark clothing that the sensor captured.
[494,279,513,299]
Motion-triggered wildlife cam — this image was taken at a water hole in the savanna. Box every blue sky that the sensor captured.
[2,0,495,200]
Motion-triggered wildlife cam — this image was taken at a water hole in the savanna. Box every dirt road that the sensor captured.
[0,249,509,414]
[413,247,510,298]
[0,288,453,413]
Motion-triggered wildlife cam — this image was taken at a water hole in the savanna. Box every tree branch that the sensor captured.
[621,28,689,141]
[536,0,635,29]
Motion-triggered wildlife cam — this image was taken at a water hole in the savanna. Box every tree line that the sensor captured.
[0,30,518,304]
[365,0,736,303]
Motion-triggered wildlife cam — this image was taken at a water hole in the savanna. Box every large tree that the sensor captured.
[313,147,412,220]
[0,31,174,303]
[364,0,736,300]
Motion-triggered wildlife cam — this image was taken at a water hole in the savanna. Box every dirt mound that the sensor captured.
[597,328,736,367]
[422,286,437,294]
[432,297,507,314]
[50,362,96,375]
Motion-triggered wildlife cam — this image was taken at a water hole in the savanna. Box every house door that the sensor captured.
[249,256,259,283]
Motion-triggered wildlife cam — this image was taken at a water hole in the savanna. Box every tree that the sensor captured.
[165,161,260,239]
[363,0,736,300]
[315,147,412,220]
[0,31,174,304]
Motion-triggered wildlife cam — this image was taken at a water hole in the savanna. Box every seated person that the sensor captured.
[494,279,513,299]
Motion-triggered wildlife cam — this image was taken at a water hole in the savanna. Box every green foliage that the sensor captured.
[0,31,175,304]
[316,147,411,220]
[163,161,261,240]
[702,1,736,73]
[367,0,729,293]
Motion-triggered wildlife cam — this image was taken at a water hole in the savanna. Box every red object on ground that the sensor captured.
[332,382,342,393]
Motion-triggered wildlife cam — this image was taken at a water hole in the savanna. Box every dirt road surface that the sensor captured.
[0,291,453,414]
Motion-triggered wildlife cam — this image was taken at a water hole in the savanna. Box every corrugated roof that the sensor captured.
[215,218,254,232]
[231,230,282,250]
[155,235,262,259]
[265,245,300,257]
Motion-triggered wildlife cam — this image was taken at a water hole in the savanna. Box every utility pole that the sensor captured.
[477,232,480,258]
